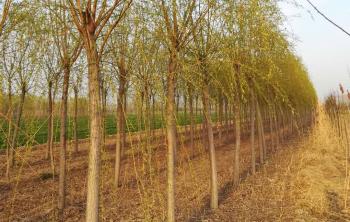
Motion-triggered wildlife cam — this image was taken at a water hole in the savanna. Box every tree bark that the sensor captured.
[6,84,12,180]
[85,41,102,222]
[189,87,194,152]
[166,52,177,222]
[46,81,53,159]
[269,107,275,151]
[73,87,79,153]
[233,103,241,185]
[256,100,264,164]
[273,106,280,151]
[114,57,127,187]
[250,90,256,174]
[48,81,55,178]
[58,65,70,219]
[224,98,229,136]
[218,94,223,141]
[9,84,26,170]
[202,81,218,209]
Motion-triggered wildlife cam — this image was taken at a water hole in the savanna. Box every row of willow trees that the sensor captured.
[0,0,317,221]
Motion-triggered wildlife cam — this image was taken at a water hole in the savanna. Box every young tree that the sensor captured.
[191,0,219,209]
[45,0,82,218]
[68,1,132,221]
[71,56,85,153]
[155,1,207,220]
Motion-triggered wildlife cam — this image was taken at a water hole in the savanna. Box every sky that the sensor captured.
[279,0,350,99]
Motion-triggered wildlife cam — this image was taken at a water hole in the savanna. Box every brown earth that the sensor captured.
[0,120,318,222]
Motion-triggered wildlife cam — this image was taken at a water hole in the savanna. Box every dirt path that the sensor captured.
[0,121,297,221]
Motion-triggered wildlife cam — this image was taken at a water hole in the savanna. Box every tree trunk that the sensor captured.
[114,57,127,187]
[269,107,275,151]
[46,81,53,159]
[189,87,194,152]
[202,81,218,209]
[85,42,102,222]
[250,90,256,174]
[9,84,26,170]
[233,103,241,185]
[176,90,180,116]
[100,81,106,147]
[273,106,280,151]
[58,65,70,219]
[123,90,127,147]
[6,85,12,180]
[218,94,223,141]
[184,93,187,124]
[224,98,229,136]
[48,81,55,178]
[152,93,156,138]
[256,100,264,164]
[73,87,79,153]
[166,52,177,222]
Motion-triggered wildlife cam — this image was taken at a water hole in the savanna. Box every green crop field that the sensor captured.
[0,113,217,149]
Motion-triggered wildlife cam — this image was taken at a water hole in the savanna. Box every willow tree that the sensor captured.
[221,0,249,185]
[191,0,219,209]
[68,1,132,221]
[2,28,37,179]
[40,37,60,178]
[1,32,16,179]
[108,14,137,187]
[44,1,82,218]
[154,1,207,220]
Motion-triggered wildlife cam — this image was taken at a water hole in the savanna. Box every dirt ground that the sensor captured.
[0,115,342,222]
[199,110,350,222]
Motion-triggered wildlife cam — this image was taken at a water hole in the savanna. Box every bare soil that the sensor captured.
[0,122,317,221]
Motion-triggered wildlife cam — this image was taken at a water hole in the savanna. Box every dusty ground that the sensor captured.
[0,114,341,222]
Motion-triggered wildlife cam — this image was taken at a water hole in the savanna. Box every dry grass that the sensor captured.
[201,109,350,221]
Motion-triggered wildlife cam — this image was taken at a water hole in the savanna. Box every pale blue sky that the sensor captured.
[279,0,350,99]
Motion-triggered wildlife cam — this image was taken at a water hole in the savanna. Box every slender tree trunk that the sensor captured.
[218,95,223,141]
[224,98,229,136]
[273,106,279,151]
[202,81,218,209]
[73,87,79,153]
[46,81,53,159]
[234,103,241,185]
[58,65,70,219]
[256,100,264,164]
[261,108,267,160]
[123,90,127,147]
[189,87,194,152]
[176,90,180,115]
[152,93,156,138]
[250,90,256,174]
[269,107,275,151]
[100,81,106,147]
[184,93,187,119]
[9,85,26,170]
[6,86,12,180]
[145,85,153,181]
[166,52,177,222]
[202,105,208,150]
[48,81,55,178]
[114,57,126,187]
